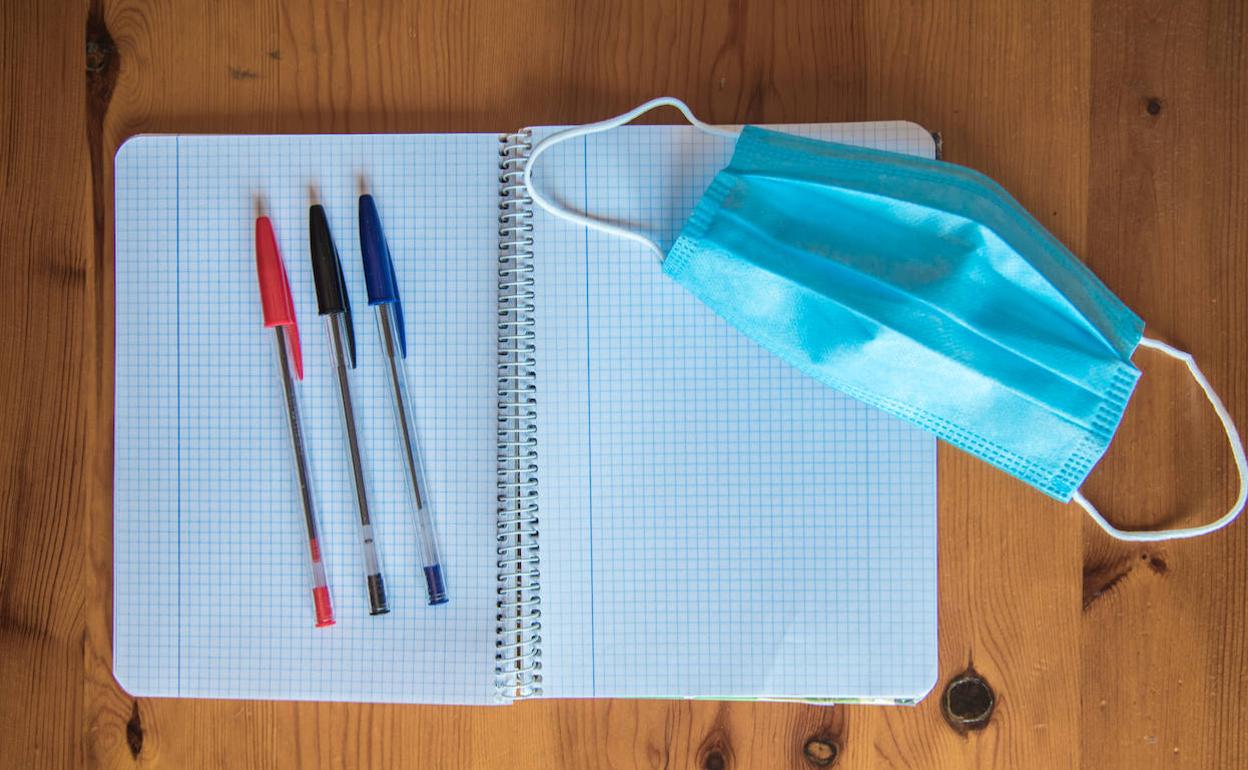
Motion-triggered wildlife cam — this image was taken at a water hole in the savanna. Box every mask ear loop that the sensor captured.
[523,96,739,264]
[1072,336,1247,542]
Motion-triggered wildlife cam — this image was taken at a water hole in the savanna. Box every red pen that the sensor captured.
[255,215,335,628]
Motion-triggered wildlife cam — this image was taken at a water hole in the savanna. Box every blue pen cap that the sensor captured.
[358,194,406,356]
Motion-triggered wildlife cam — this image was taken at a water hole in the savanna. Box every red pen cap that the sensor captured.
[255,216,303,379]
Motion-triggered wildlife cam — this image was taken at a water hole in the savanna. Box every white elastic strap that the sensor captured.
[1072,336,1248,541]
[523,96,739,263]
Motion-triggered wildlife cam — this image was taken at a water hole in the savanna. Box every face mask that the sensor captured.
[525,97,1246,542]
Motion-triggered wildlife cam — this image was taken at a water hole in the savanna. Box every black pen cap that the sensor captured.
[308,204,357,366]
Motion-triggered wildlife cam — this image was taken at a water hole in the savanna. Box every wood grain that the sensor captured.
[1081,1,1248,768]
[0,0,1243,767]
[1,0,93,766]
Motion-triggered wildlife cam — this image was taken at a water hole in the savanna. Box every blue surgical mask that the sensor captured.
[525,97,1246,542]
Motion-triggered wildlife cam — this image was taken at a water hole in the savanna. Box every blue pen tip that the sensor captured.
[424,564,449,605]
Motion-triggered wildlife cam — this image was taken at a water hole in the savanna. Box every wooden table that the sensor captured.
[3,1,1245,767]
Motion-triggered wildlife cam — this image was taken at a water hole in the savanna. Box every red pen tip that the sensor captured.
[255,217,303,379]
[312,585,335,628]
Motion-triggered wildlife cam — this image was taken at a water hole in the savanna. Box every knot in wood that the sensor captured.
[802,737,839,766]
[942,669,996,732]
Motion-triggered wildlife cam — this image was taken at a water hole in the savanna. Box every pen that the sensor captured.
[359,194,449,605]
[310,204,389,616]
[254,215,335,628]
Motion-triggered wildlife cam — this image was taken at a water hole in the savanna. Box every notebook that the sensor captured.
[113,119,938,705]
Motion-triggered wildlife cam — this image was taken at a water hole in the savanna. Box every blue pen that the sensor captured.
[359,194,449,605]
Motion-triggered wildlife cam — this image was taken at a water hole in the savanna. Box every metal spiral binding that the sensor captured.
[495,130,541,700]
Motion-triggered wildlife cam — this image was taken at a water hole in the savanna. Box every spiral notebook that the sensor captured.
[113,120,938,705]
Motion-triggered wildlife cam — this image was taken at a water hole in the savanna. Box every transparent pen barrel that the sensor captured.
[272,326,334,626]
[324,314,388,614]
[376,303,448,604]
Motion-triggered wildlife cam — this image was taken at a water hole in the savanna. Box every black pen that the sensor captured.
[310,203,389,615]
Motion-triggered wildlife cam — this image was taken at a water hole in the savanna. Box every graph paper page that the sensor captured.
[114,134,500,703]
[531,123,939,700]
